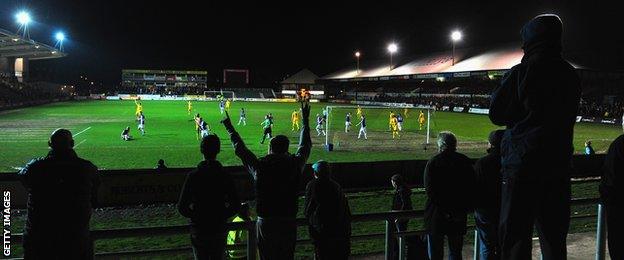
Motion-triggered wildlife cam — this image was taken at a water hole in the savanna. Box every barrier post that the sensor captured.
[595,203,606,260]
[398,236,406,260]
[385,220,394,260]
[473,229,480,260]
[247,221,257,260]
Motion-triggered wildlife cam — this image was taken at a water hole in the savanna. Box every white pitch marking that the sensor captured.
[74,139,87,148]
[73,126,92,137]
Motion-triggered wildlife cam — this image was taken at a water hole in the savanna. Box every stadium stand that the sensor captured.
[0,74,71,109]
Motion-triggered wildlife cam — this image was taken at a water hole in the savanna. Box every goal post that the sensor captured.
[324,105,435,151]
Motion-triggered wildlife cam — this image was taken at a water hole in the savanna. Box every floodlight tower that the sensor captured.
[451,30,462,65]
[354,51,361,73]
[387,43,398,70]
[15,11,32,39]
[54,31,65,51]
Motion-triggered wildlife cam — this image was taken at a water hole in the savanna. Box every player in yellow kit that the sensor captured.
[291,109,300,131]
[390,115,400,139]
[388,111,396,130]
[418,110,426,130]
[187,100,193,115]
[225,99,232,112]
[356,105,363,119]
[134,100,143,117]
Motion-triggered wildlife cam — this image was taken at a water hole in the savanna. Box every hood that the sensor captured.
[521,14,563,56]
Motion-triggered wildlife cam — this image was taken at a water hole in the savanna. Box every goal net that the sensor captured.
[204,90,236,99]
[325,105,436,152]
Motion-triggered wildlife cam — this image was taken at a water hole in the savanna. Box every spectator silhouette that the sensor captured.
[424,131,476,260]
[304,160,352,259]
[222,101,312,260]
[19,128,100,259]
[177,134,240,260]
[474,130,505,260]
[390,174,412,258]
[155,159,167,171]
[489,14,581,260]
[601,134,624,259]
[585,141,596,155]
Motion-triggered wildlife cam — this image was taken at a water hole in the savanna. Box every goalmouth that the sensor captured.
[324,104,435,151]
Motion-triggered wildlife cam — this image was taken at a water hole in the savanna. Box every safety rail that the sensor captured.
[7,197,607,260]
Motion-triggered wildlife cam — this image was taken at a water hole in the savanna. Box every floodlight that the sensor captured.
[55,32,65,42]
[355,51,361,57]
[451,30,462,42]
[387,43,398,53]
[15,11,31,25]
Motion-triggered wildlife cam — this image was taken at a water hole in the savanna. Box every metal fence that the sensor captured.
[7,197,607,260]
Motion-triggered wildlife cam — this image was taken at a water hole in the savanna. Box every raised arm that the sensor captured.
[295,101,312,162]
[222,111,260,179]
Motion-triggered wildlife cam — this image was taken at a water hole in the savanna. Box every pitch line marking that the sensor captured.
[73,126,92,137]
[74,139,87,148]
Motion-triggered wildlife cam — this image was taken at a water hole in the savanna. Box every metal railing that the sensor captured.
[8,197,608,260]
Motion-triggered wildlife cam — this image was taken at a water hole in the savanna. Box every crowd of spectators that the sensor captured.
[0,74,71,109]
[578,97,624,119]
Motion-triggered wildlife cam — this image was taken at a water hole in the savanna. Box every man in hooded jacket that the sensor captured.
[489,14,581,259]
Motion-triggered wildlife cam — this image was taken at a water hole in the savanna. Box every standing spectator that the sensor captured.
[391,174,412,258]
[304,160,352,259]
[221,101,312,259]
[155,158,167,171]
[474,130,505,260]
[19,129,100,259]
[178,134,241,260]
[601,135,624,259]
[585,141,596,155]
[423,131,476,260]
[488,14,581,260]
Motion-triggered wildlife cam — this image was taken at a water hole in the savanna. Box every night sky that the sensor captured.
[1,1,622,87]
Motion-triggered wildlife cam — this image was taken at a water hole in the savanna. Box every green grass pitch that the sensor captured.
[0,100,622,172]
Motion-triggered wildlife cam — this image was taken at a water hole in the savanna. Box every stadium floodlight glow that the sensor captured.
[354,51,361,74]
[15,11,32,39]
[15,11,31,25]
[450,30,462,66]
[387,43,398,54]
[387,43,398,70]
[55,32,65,42]
[451,30,462,42]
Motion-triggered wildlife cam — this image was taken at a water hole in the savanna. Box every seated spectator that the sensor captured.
[177,134,240,260]
[19,129,100,259]
[601,135,624,259]
[474,130,505,260]
[304,160,352,259]
[585,141,595,155]
[424,131,476,260]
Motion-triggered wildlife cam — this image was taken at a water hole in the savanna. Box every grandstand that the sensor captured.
[319,44,624,122]
[121,69,208,94]
[0,27,68,109]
